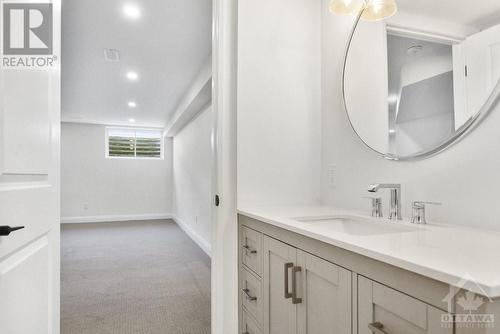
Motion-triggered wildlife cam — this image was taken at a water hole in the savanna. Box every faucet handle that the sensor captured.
[411,201,442,224]
[362,197,383,218]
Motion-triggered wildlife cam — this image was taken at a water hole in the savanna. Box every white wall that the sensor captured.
[321,5,500,229]
[172,107,213,255]
[237,0,322,206]
[61,122,173,222]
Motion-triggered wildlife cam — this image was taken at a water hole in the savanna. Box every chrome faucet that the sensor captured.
[411,201,441,224]
[368,184,402,220]
[363,196,383,218]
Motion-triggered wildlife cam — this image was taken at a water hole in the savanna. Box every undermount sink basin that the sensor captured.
[292,216,421,236]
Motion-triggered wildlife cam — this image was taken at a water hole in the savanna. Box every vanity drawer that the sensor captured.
[241,267,263,326]
[241,310,262,334]
[358,276,453,334]
[241,226,262,276]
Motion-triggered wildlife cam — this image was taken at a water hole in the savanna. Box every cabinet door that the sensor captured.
[263,236,297,334]
[296,250,352,334]
[359,276,453,334]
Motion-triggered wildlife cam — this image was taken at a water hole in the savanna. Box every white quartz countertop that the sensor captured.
[238,205,500,298]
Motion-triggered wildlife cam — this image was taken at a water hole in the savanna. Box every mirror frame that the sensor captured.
[341,10,500,161]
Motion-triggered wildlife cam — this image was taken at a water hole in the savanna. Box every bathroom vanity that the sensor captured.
[236,0,500,332]
[238,207,500,334]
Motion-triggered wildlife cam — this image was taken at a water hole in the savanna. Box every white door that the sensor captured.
[296,250,351,334]
[0,0,61,333]
[463,24,500,120]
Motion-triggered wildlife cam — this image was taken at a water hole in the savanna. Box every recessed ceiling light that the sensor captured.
[123,4,141,19]
[389,129,396,134]
[129,118,136,123]
[128,101,137,108]
[126,71,138,81]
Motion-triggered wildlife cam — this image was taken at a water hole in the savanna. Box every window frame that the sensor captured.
[105,126,164,160]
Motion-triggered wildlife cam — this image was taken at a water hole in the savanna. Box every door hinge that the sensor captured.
[465,65,468,77]
[215,195,220,207]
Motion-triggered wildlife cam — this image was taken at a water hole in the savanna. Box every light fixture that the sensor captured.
[360,0,397,21]
[123,4,141,20]
[128,118,136,123]
[329,0,364,16]
[407,45,423,55]
[126,71,138,81]
[389,129,396,134]
[329,0,397,21]
[128,101,137,108]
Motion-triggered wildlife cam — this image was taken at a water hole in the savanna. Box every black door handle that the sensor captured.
[0,226,25,236]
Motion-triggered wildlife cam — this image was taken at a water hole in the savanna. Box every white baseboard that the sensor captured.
[172,215,212,257]
[61,213,173,224]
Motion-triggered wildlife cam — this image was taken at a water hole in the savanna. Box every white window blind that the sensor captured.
[107,128,163,158]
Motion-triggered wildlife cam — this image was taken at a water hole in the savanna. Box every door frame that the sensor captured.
[211,0,239,333]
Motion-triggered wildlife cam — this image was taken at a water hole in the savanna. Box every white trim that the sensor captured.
[212,0,239,333]
[387,25,463,45]
[61,213,172,224]
[171,216,212,257]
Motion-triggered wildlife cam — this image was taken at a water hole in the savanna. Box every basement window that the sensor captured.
[106,127,163,159]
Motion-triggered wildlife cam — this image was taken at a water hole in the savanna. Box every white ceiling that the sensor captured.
[397,0,500,32]
[62,0,212,128]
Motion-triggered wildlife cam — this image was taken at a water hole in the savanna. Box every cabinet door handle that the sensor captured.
[368,322,389,334]
[243,245,257,254]
[242,288,257,301]
[284,262,293,299]
[292,266,302,304]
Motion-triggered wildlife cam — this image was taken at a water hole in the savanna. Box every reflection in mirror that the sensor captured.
[387,34,455,155]
[342,0,500,159]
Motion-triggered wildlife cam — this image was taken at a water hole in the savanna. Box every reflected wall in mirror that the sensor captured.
[342,0,500,160]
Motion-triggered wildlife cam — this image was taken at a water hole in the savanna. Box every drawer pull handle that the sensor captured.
[292,266,302,304]
[243,245,257,254]
[368,322,389,334]
[242,288,257,301]
[284,262,293,299]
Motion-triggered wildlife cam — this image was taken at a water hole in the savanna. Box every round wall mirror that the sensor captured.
[342,0,500,160]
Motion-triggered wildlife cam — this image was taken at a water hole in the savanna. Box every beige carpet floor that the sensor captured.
[61,220,211,334]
